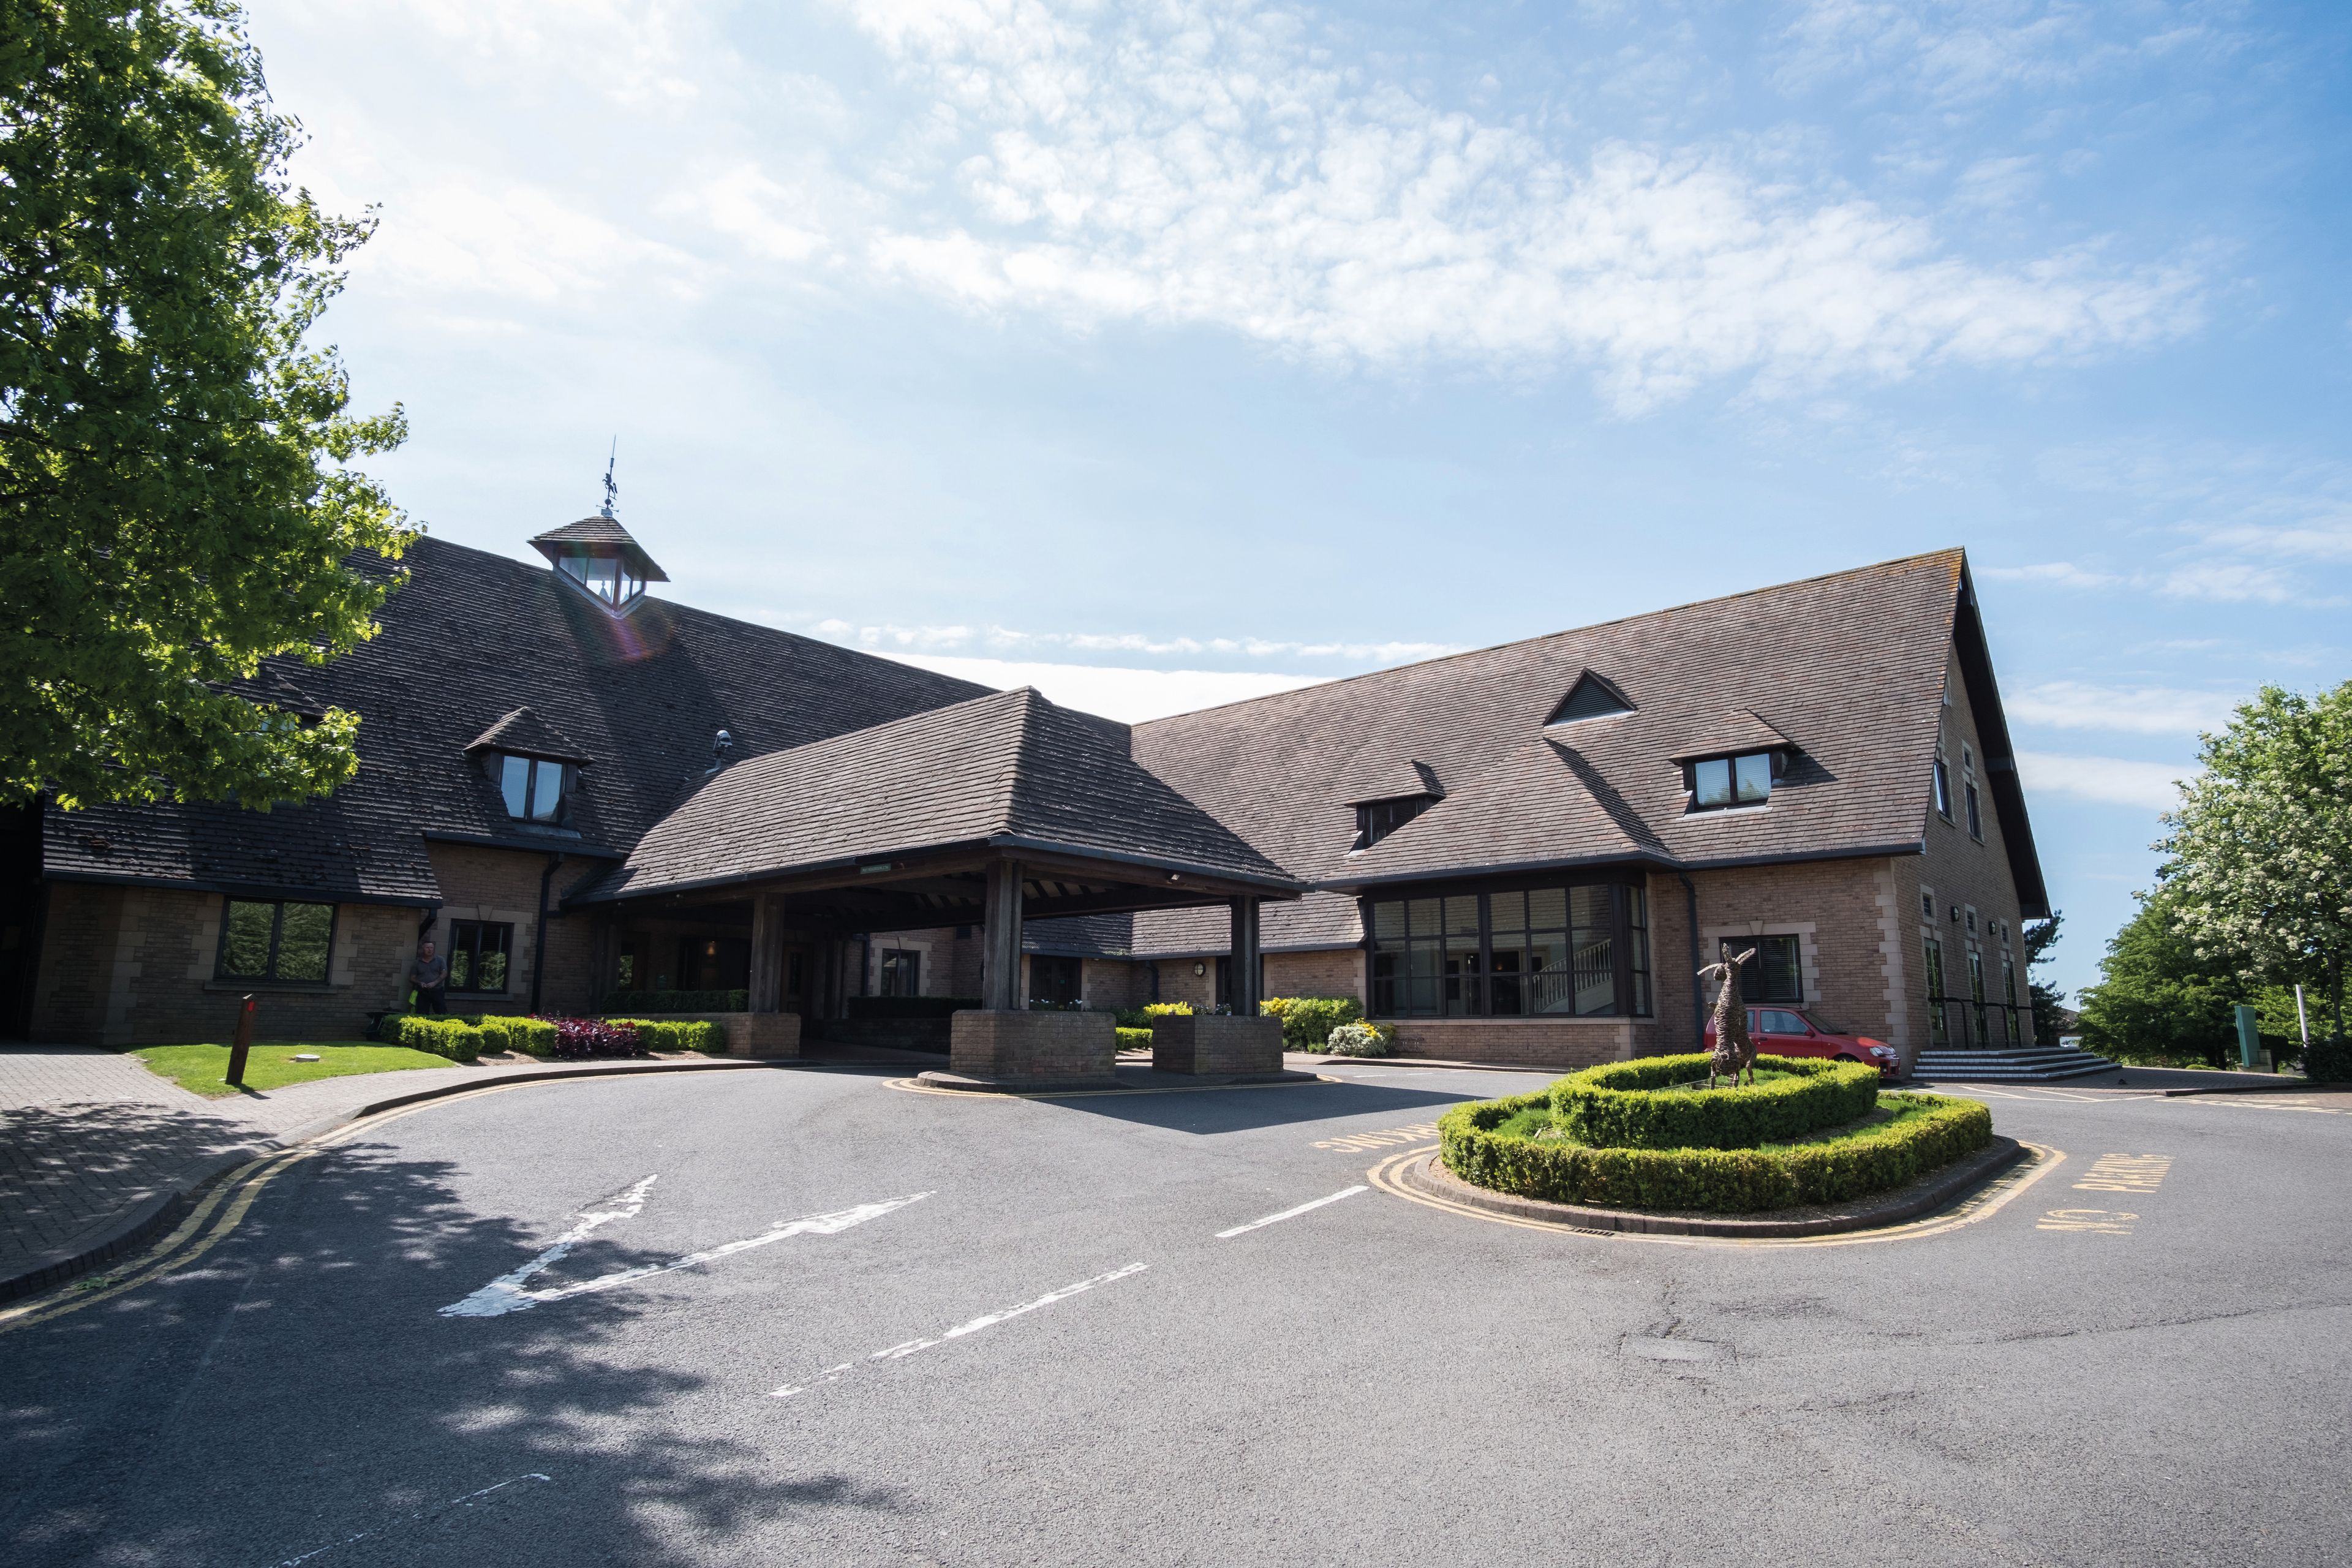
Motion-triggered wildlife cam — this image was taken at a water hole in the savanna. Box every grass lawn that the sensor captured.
[131,1041,459,1098]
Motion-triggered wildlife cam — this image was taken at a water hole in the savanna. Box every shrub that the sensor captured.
[1261,995,1364,1050]
[1112,1008,1152,1029]
[2305,1036,2352,1084]
[1551,1054,1879,1151]
[548,1017,646,1060]
[387,1014,485,1063]
[473,1016,559,1058]
[598,989,747,1014]
[1116,1027,1154,1050]
[1142,1001,1194,1017]
[606,1018,727,1054]
[1439,1090,1993,1214]
[1325,1020,1393,1057]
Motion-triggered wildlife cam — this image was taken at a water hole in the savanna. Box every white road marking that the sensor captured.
[440,1186,930,1318]
[769,1262,1150,1399]
[271,1472,552,1565]
[1216,1185,1367,1238]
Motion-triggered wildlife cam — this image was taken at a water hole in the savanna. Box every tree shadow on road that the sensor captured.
[0,1137,914,1567]
[1034,1077,1477,1134]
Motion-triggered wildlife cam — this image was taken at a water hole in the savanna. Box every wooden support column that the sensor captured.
[748,892,784,1013]
[981,859,1025,1011]
[1229,897,1262,1016]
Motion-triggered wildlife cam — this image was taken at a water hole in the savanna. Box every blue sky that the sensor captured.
[242,1,2352,1000]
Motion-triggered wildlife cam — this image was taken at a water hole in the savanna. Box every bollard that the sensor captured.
[227,993,256,1087]
[2233,1003,2261,1072]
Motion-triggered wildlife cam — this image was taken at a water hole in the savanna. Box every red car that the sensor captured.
[1704,1007,1900,1078]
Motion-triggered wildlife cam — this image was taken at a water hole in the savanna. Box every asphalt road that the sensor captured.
[2,1063,2347,1567]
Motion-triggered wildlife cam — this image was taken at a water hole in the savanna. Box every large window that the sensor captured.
[1969,949,1989,1045]
[1689,752,1777,812]
[1030,955,1082,1006]
[2002,951,2020,1045]
[1368,882,1649,1019]
[448,921,513,994]
[216,898,335,984]
[1748,934,1802,1003]
[496,753,568,822]
[1924,935,1947,1045]
[879,948,922,997]
[1933,754,1953,819]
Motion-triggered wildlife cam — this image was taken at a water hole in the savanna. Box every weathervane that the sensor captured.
[599,437,619,519]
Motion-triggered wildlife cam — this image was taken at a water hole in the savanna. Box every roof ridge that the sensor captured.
[988,687,1050,835]
[1135,548,1969,730]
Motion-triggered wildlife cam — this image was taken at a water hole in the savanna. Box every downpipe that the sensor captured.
[529,852,565,1014]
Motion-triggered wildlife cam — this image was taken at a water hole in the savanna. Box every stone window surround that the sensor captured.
[1702,921,1820,1011]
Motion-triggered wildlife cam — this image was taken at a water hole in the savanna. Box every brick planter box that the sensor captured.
[630,1011,800,1060]
[1151,1014,1284,1077]
[948,1009,1117,1088]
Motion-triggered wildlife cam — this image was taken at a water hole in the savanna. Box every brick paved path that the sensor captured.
[0,1046,774,1290]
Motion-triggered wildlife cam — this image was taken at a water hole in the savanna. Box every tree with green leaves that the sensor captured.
[1,0,409,813]
[2076,891,2244,1069]
[2154,681,2352,1079]
[2022,910,2068,1047]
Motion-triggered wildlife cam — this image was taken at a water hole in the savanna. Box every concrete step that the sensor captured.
[1912,1047,2116,1082]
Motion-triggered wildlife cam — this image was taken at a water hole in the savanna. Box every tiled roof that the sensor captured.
[529,515,670,582]
[42,535,991,905]
[589,687,1301,900]
[1333,756,1444,805]
[1123,549,2026,956]
[467,706,594,763]
[1667,709,1800,762]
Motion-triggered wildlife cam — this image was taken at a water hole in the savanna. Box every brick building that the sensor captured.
[4,519,2046,1076]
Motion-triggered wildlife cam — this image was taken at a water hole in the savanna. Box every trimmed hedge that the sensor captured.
[599,989,747,1014]
[386,1014,485,1063]
[1439,1090,1994,1213]
[1552,1054,1879,1150]
[1116,1027,1153,1050]
[1262,996,1364,1050]
[473,1016,559,1058]
[607,1018,728,1054]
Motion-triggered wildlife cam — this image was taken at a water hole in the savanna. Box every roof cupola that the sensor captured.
[530,514,669,613]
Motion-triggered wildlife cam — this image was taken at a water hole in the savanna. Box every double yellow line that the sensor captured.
[0,1079,553,1335]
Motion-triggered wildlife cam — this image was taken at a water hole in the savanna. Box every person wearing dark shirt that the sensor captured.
[411,941,448,1014]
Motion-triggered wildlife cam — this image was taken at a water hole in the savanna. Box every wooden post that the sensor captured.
[1229,897,1262,1016]
[981,859,1025,1011]
[748,892,783,1013]
[226,993,255,1087]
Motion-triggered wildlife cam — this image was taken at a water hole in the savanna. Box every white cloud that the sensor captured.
[805,616,1452,665]
[1978,560,2120,588]
[2015,750,2194,811]
[1774,1,2220,104]
[2007,681,2242,735]
[877,653,1327,722]
[356,179,706,306]
[826,0,2199,409]
[2155,562,2299,604]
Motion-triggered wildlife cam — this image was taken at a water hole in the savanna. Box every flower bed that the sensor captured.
[1551,1054,1880,1151]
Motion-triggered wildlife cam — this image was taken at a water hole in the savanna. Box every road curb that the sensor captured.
[0,1056,802,1303]
[2160,1079,2344,1098]
[1397,1136,2026,1238]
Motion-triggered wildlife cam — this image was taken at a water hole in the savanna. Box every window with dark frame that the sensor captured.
[1933,755,1953,818]
[878,948,922,997]
[1747,934,1802,1003]
[1965,779,1983,839]
[494,753,569,823]
[1924,935,1947,1045]
[2002,951,2020,1045]
[1687,751,1779,812]
[1353,794,1436,850]
[1031,954,1082,1006]
[216,897,336,984]
[1368,882,1649,1019]
[447,921,513,993]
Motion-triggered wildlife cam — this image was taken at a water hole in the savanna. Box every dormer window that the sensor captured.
[1687,751,1782,810]
[467,706,592,827]
[497,753,569,821]
[1354,794,1436,850]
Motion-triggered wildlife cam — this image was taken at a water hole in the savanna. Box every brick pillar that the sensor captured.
[981,859,1025,1011]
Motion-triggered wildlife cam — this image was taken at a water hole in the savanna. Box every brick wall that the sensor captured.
[424,843,605,1016]
[949,1009,1117,1083]
[1905,646,2036,1053]
[1675,855,1911,1060]
[32,881,419,1045]
[1152,958,1218,1012]
[1387,1017,1653,1069]
[1266,948,1365,1003]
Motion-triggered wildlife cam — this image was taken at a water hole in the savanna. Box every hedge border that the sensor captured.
[1551,1053,1880,1150]
[1440,1088,1994,1214]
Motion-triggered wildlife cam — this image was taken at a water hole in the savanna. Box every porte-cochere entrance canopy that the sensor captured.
[573,687,1304,1020]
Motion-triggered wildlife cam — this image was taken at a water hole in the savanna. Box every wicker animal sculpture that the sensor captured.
[1698,941,1759,1088]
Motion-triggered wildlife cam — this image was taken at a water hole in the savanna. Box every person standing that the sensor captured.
[411,939,448,1015]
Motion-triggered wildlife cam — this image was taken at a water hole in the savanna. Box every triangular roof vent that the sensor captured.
[466,706,594,764]
[1544,672,1635,726]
